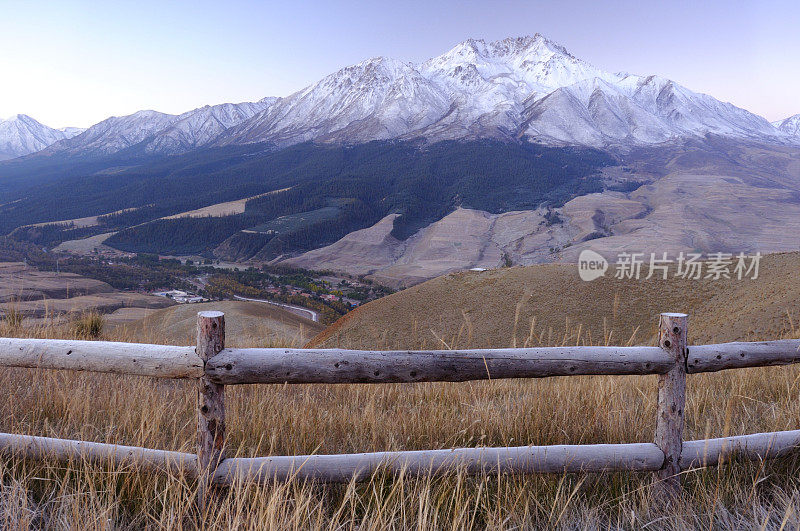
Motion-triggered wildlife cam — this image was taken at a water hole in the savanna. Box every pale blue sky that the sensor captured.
[1,0,798,128]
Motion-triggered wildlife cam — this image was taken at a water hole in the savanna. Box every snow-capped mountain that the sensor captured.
[407,36,618,140]
[774,114,800,137]
[219,35,613,147]
[521,74,781,146]
[43,99,277,157]
[218,35,792,149]
[11,35,798,160]
[216,58,450,147]
[0,114,83,160]
[139,98,277,153]
[59,126,87,137]
[42,109,183,156]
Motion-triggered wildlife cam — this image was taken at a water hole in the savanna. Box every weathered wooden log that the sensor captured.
[0,338,202,378]
[687,340,800,374]
[4,335,799,383]
[654,312,688,499]
[681,430,800,469]
[205,346,672,385]
[196,311,226,511]
[2,429,798,487]
[0,432,197,476]
[212,443,666,484]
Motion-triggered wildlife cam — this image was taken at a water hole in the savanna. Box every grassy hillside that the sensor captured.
[2,285,800,527]
[312,251,800,349]
[1,252,799,527]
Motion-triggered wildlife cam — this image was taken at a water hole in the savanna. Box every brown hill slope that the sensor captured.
[122,300,325,347]
[311,251,800,349]
[284,143,800,289]
[0,261,173,322]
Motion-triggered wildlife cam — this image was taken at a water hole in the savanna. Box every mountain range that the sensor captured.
[2,35,800,288]
[2,35,799,161]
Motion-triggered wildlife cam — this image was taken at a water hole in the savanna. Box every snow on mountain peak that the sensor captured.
[41,109,182,155]
[437,34,573,64]
[217,56,449,147]
[140,99,276,153]
[211,34,794,150]
[423,35,609,89]
[42,99,277,156]
[774,114,800,137]
[9,34,797,158]
[59,126,86,138]
[0,114,82,160]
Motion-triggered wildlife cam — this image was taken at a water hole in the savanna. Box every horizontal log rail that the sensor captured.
[3,430,800,486]
[0,337,202,379]
[680,429,800,469]
[3,338,800,383]
[204,346,673,384]
[0,432,198,477]
[686,340,800,373]
[3,311,800,506]
[213,443,665,484]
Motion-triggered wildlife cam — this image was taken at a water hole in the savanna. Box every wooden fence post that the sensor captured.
[654,312,688,500]
[196,311,226,511]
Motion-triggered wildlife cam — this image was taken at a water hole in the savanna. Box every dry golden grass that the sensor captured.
[160,188,292,221]
[313,251,800,349]
[1,309,800,528]
[120,300,325,346]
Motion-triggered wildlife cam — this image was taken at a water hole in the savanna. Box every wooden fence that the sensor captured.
[2,310,800,507]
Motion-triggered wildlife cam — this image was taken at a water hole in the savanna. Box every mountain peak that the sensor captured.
[491,34,572,58]
[774,113,800,136]
[354,56,416,75]
[0,113,73,160]
[440,34,574,63]
[421,33,608,99]
[3,113,35,124]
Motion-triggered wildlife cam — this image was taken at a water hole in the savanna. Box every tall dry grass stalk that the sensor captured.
[0,314,799,528]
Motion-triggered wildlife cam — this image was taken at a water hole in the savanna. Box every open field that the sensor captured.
[24,213,101,229]
[9,292,172,319]
[0,261,173,322]
[20,206,146,230]
[103,306,160,326]
[0,262,111,303]
[245,205,342,235]
[52,232,117,255]
[1,307,800,527]
[161,188,292,220]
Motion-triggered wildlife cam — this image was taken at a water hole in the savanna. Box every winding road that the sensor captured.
[233,295,320,322]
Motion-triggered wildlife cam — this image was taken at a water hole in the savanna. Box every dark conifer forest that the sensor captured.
[0,140,614,257]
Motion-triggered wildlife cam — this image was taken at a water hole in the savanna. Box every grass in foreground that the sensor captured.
[1,316,800,528]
